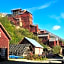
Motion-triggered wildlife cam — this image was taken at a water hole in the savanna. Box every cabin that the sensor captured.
[0,23,11,60]
[19,37,43,55]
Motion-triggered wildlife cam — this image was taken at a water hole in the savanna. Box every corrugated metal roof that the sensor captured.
[49,38,59,41]
[49,38,56,41]
[25,37,43,48]
[38,34,48,37]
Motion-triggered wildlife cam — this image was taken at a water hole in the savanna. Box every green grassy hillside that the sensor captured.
[0,17,39,44]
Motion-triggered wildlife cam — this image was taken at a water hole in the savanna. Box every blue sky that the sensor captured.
[0,0,64,39]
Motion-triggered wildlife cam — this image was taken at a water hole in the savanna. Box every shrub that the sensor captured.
[25,54,47,60]
[52,45,61,54]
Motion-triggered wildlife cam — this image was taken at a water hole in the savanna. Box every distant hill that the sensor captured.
[0,17,39,44]
[0,13,7,17]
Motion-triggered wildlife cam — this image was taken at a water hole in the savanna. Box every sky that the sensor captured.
[0,0,64,39]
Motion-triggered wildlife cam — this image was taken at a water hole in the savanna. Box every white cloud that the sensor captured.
[26,1,56,13]
[53,25,61,30]
[61,13,64,19]
[50,15,61,22]
[49,13,64,22]
[37,3,51,9]
[26,3,50,12]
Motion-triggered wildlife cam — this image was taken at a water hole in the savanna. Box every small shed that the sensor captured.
[19,37,43,55]
[0,23,11,60]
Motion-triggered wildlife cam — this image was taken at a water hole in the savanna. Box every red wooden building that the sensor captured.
[38,30,63,47]
[8,8,39,34]
[0,23,11,60]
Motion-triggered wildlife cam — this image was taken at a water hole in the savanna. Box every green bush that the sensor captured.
[52,45,61,54]
[25,54,47,60]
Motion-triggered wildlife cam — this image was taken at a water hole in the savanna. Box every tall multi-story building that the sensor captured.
[8,8,38,34]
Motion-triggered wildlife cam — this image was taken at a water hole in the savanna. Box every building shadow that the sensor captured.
[0,60,62,64]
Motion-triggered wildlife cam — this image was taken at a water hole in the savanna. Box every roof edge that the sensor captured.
[0,22,11,40]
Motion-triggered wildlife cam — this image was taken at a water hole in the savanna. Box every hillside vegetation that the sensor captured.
[0,17,39,44]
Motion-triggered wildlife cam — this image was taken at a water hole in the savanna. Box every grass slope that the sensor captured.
[0,17,38,44]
